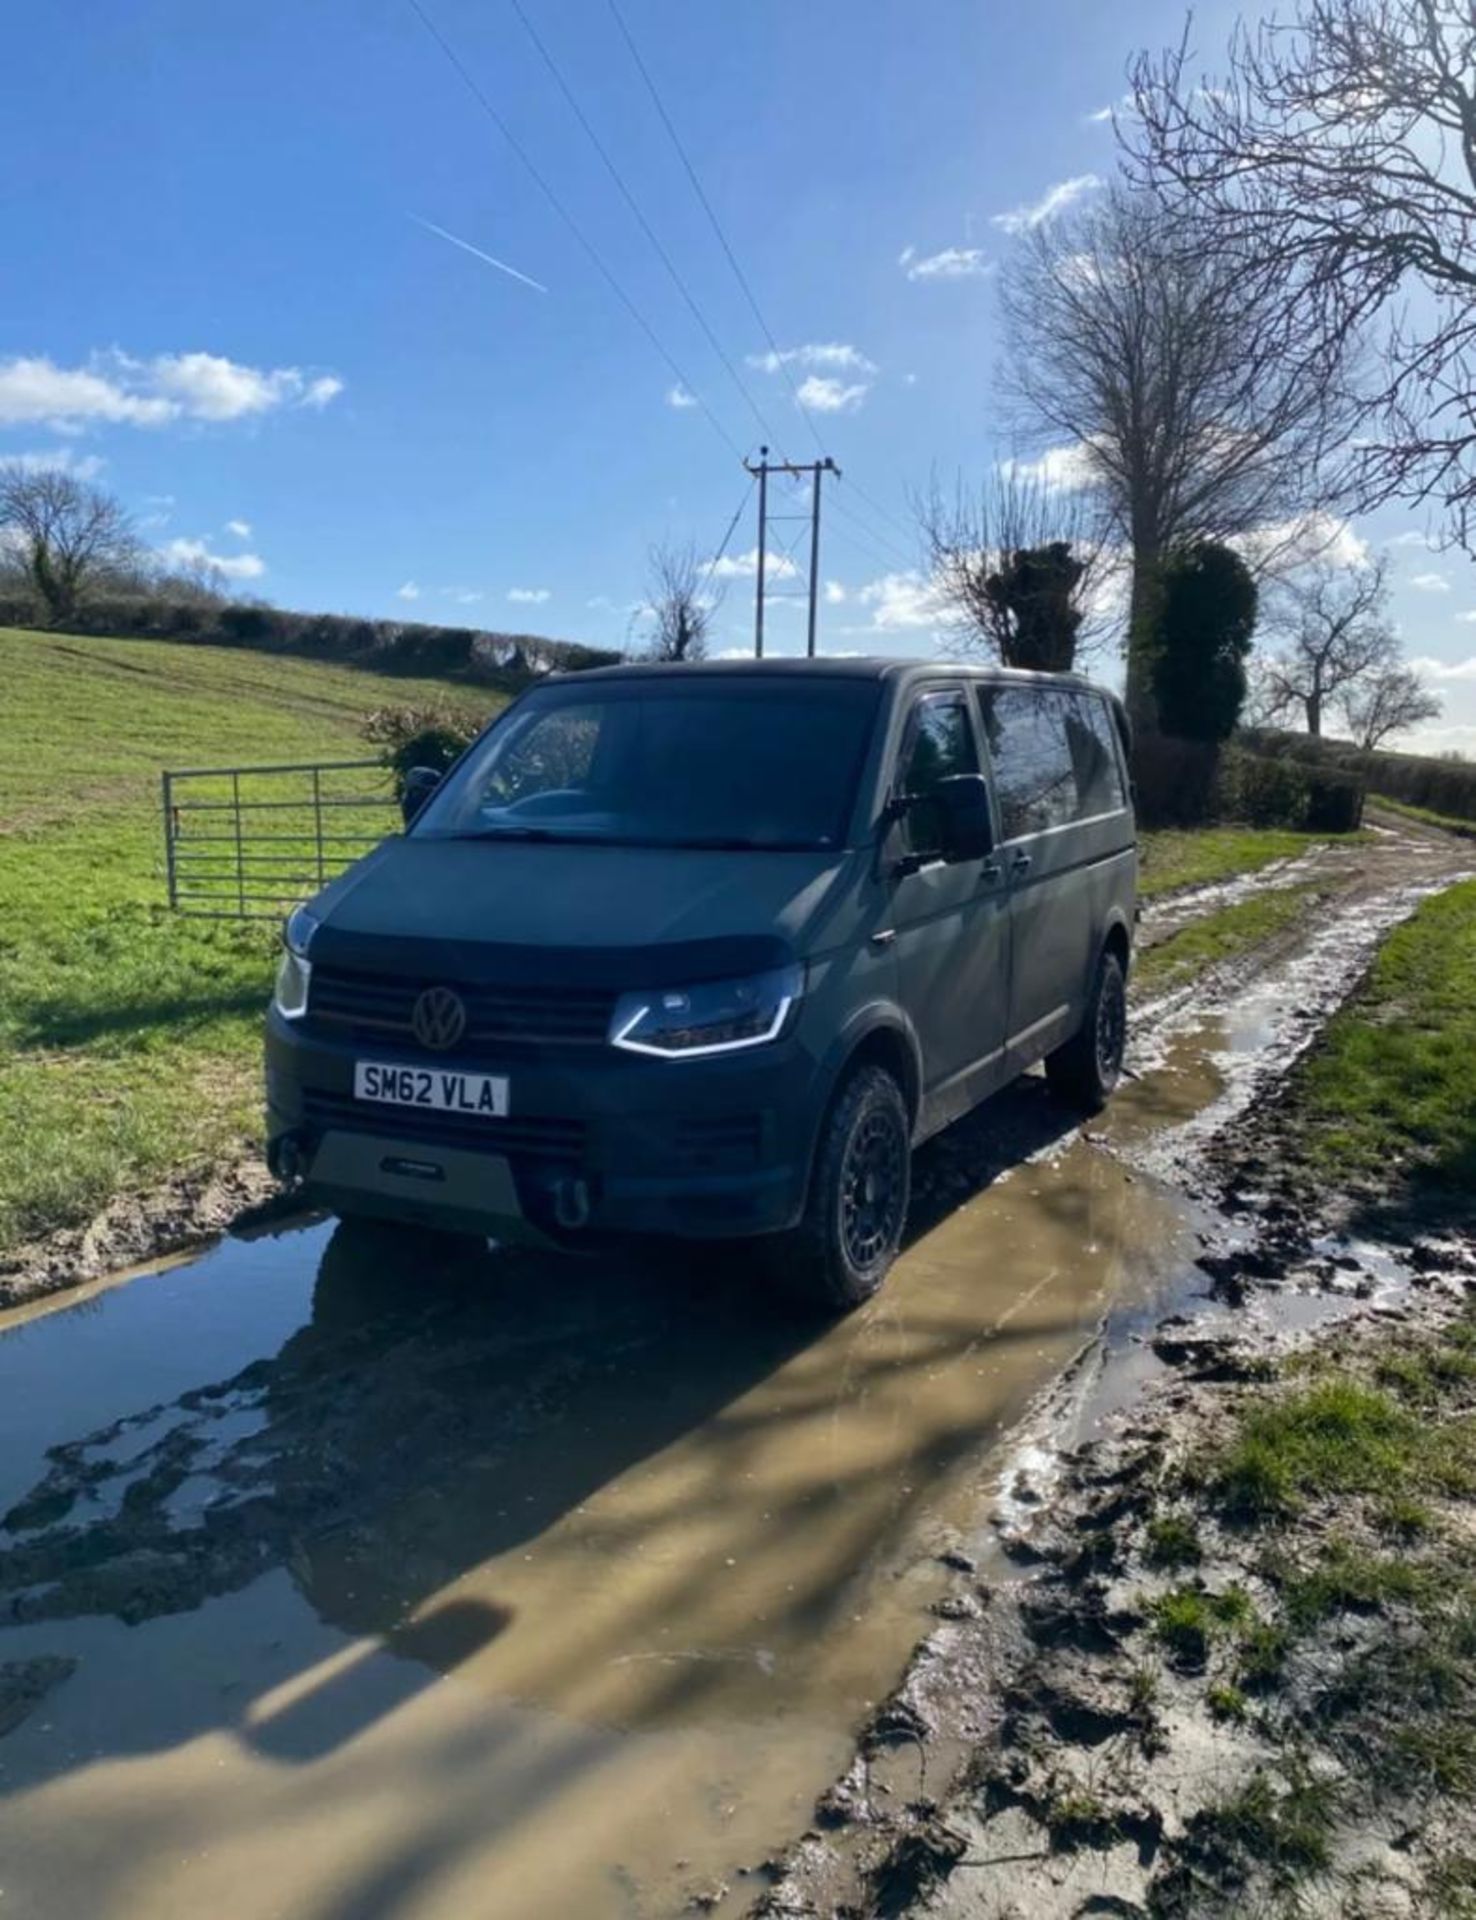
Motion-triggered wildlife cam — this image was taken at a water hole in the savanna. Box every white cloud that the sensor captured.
[159,536,265,581]
[396,580,421,601]
[1,446,107,479]
[1409,571,1451,592]
[225,517,252,538]
[1085,94,1136,126]
[507,586,551,604]
[1396,720,1476,755]
[795,373,867,414]
[1408,654,1476,681]
[858,571,951,631]
[903,245,993,282]
[710,547,800,581]
[0,350,343,432]
[1001,442,1099,491]
[824,580,847,604]
[586,594,612,610]
[666,384,697,409]
[1236,509,1370,572]
[747,342,877,375]
[1385,530,1437,550]
[991,173,1103,235]
[442,587,483,605]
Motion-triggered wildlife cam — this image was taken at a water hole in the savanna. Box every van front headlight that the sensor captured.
[273,905,319,1021]
[609,963,803,1059]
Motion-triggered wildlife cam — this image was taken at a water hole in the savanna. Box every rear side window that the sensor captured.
[978,686,1125,839]
[1066,694,1126,818]
[897,692,979,856]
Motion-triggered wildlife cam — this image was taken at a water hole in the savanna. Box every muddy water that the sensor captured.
[0,1094,1194,1920]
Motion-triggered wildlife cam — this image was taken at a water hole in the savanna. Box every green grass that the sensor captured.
[1151,1582,1255,1666]
[1293,877,1476,1200]
[1189,1764,1337,1884]
[1135,883,1317,993]
[1144,1511,1203,1570]
[1207,1378,1422,1520]
[0,628,497,1256]
[1372,795,1476,839]
[1137,826,1328,900]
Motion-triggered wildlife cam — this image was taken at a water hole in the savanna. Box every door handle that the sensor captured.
[1010,850,1032,876]
[980,860,1002,884]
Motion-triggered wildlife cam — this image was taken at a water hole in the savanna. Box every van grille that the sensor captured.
[303,1090,586,1165]
[308,966,616,1050]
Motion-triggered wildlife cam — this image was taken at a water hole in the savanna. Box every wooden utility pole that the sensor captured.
[742,449,840,658]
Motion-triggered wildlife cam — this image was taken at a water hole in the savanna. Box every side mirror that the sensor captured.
[400,764,442,827]
[934,773,995,862]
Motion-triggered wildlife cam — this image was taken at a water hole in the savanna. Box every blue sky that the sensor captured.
[6,0,1475,750]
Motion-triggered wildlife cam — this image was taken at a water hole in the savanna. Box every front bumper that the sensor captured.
[265,1007,826,1241]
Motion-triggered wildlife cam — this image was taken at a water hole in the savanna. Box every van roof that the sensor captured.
[551,656,1113,695]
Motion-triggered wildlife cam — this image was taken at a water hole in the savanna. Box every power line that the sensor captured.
[408,0,746,464]
[605,0,920,554]
[840,474,920,555]
[828,492,916,571]
[508,0,785,456]
[697,474,756,604]
[605,0,828,459]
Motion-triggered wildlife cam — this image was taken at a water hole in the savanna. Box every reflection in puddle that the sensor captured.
[0,1126,1195,1920]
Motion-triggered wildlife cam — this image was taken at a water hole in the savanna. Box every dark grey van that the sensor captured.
[266,660,1135,1308]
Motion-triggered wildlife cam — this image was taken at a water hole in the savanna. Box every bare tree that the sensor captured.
[917,464,1108,669]
[1260,557,1398,735]
[639,539,721,661]
[1128,0,1476,550]
[999,186,1355,729]
[1342,663,1443,748]
[0,465,138,624]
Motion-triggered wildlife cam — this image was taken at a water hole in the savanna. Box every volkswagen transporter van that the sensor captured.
[266,659,1136,1308]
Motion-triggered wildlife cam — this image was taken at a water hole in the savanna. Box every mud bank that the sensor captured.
[0,1153,284,1314]
[757,1226,1476,1920]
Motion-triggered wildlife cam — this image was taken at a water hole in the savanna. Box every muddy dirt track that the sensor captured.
[0,819,1467,1920]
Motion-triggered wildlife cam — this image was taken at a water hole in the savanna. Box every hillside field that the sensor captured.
[0,627,497,1258]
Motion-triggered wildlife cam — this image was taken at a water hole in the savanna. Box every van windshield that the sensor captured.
[413,677,882,850]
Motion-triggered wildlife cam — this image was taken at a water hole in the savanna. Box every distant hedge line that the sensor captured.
[1243,727,1476,824]
[1133,733,1366,832]
[0,595,623,682]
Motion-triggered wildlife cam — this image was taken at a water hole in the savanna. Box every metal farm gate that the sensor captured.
[162,759,399,920]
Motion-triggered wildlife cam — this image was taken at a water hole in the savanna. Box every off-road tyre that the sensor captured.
[766,1064,911,1313]
[1045,947,1128,1112]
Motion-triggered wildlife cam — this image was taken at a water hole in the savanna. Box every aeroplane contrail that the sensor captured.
[414,217,548,294]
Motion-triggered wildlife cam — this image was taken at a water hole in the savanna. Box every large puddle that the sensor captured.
[0,1085,1197,1920]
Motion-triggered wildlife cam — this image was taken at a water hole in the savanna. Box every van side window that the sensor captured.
[1066,694,1126,817]
[897,693,979,856]
[979,688,1128,837]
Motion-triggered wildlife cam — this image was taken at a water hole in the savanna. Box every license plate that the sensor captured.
[353,1061,509,1118]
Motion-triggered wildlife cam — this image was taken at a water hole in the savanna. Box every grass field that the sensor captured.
[1136,827,1329,899]
[0,628,497,1257]
[1294,877,1476,1203]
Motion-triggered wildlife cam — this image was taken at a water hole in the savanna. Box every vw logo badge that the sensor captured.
[412,985,467,1052]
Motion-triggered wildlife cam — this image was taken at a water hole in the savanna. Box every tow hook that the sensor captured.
[551,1177,591,1231]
